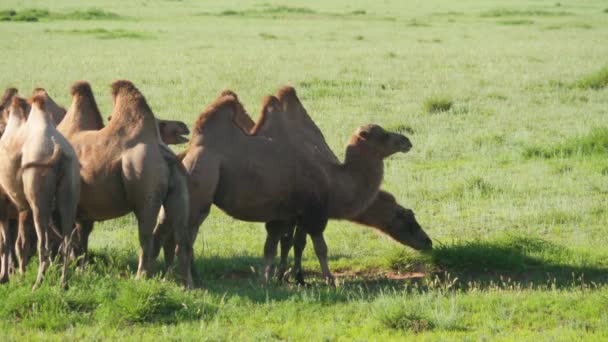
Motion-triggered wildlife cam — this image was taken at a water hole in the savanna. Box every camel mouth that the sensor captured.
[175,135,189,144]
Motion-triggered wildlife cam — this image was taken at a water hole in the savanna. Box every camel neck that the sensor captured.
[329,144,384,218]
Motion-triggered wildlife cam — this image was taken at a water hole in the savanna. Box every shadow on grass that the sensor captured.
[412,236,608,289]
[82,235,608,305]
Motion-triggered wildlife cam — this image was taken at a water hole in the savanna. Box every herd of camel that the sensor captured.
[0,80,432,290]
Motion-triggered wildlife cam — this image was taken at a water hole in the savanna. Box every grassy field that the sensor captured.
[1,0,608,340]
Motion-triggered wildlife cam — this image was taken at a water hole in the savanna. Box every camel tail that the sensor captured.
[20,143,62,170]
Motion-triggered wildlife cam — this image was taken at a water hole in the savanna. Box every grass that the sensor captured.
[576,65,608,89]
[0,0,607,339]
[423,95,453,113]
[0,8,121,22]
[46,28,153,39]
[524,127,608,158]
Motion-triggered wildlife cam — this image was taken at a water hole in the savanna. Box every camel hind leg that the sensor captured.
[54,171,80,289]
[15,211,34,276]
[298,203,333,286]
[277,219,296,282]
[0,209,10,283]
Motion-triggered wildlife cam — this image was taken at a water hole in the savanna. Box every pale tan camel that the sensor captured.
[32,88,66,125]
[59,80,193,287]
[0,95,80,289]
[178,94,411,284]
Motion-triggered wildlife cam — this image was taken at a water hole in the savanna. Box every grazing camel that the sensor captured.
[59,80,193,287]
[178,93,411,285]
[263,87,432,283]
[0,95,80,289]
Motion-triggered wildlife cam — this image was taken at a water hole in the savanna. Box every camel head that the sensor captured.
[384,207,432,251]
[352,124,412,158]
[157,119,189,145]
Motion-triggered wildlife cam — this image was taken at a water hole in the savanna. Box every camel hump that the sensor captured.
[1,87,18,108]
[109,80,158,134]
[220,89,238,100]
[71,80,94,97]
[32,87,47,96]
[29,94,46,111]
[261,95,281,114]
[110,79,139,99]
[276,85,300,109]
[193,94,241,133]
[11,96,28,113]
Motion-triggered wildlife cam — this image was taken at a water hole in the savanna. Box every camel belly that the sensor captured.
[77,171,131,221]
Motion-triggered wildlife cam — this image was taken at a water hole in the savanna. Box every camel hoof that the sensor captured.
[0,275,8,284]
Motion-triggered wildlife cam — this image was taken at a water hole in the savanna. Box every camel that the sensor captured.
[157,119,190,145]
[0,93,38,283]
[0,95,80,289]
[58,80,193,287]
[261,87,432,283]
[177,93,411,285]
[32,88,66,125]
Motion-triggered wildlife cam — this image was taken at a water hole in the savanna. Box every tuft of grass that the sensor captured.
[423,96,453,113]
[95,280,209,325]
[47,28,153,39]
[377,306,435,333]
[481,8,572,17]
[498,19,534,25]
[0,8,122,22]
[258,32,277,40]
[375,294,464,333]
[0,8,49,22]
[524,127,608,159]
[575,66,608,90]
[351,10,366,15]
[604,8,608,13]
[354,35,365,40]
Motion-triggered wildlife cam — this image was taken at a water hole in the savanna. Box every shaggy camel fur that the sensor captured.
[0,95,80,289]
[179,93,411,284]
[60,80,193,287]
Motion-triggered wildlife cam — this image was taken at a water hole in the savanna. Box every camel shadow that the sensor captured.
[425,236,608,289]
[83,235,607,304]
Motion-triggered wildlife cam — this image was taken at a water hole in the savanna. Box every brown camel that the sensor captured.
[178,93,411,284]
[0,95,80,290]
[59,80,193,287]
[263,87,432,283]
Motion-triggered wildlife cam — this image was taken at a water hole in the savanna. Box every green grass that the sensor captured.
[423,95,453,113]
[0,8,121,22]
[524,127,608,158]
[1,0,608,339]
[576,65,608,89]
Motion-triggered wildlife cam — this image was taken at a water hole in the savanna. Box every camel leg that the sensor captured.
[298,204,330,286]
[277,220,296,282]
[73,221,94,270]
[263,220,287,282]
[310,233,335,287]
[30,205,51,291]
[0,209,9,283]
[55,177,79,290]
[292,225,308,286]
[134,199,162,280]
[15,211,32,276]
